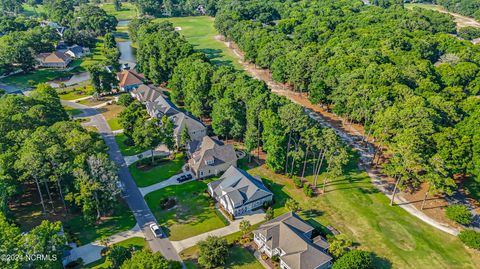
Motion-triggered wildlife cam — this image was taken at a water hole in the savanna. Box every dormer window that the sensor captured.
[205,159,214,165]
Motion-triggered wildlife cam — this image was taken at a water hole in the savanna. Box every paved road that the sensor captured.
[62,100,182,261]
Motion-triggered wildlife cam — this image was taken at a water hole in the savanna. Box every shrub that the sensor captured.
[328,234,353,258]
[332,250,373,269]
[108,246,131,268]
[198,236,229,268]
[445,204,472,225]
[293,176,303,188]
[285,198,300,212]
[160,197,176,210]
[271,255,280,262]
[265,207,274,220]
[303,184,314,197]
[458,230,480,250]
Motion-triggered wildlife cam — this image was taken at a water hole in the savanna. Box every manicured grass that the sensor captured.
[86,237,147,269]
[58,85,93,100]
[0,68,80,89]
[64,106,83,117]
[145,180,227,241]
[100,2,138,20]
[63,202,136,246]
[77,96,114,107]
[100,104,125,131]
[183,246,262,269]
[114,133,146,156]
[129,153,185,187]
[153,16,242,69]
[246,160,480,269]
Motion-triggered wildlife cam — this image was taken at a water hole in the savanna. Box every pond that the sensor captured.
[116,20,136,64]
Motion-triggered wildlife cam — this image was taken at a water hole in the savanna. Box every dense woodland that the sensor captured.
[130,18,350,184]
[413,0,480,20]
[207,0,480,199]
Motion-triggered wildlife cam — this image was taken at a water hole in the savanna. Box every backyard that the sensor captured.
[144,180,228,241]
[129,153,185,187]
[183,245,263,269]
[244,160,480,269]
[153,16,242,69]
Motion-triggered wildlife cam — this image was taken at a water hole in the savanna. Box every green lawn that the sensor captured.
[129,153,185,187]
[86,237,147,269]
[114,133,147,156]
[107,118,122,131]
[145,180,227,241]
[183,246,262,269]
[21,4,46,17]
[246,160,480,269]
[100,2,138,21]
[153,16,242,69]
[58,85,93,100]
[63,202,136,246]
[64,106,83,117]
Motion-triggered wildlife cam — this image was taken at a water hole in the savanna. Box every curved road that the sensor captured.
[62,100,182,262]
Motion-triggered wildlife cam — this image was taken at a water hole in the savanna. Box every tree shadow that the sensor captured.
[261,178,290,210]
[304,218,332,238]
[372,252,392,269]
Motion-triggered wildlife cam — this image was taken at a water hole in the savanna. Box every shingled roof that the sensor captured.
[189,136,237,172]
[117,70,145,87]
[37,51,71,63]
[255,212,332,269]
[133,85,163,103]
[208,166,272,208]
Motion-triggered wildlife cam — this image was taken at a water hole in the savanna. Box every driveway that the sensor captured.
[139,172,194,197]
[171,209,266,252]
[47,72,90,88]
[124,147,170,166]
[62,100,182,262]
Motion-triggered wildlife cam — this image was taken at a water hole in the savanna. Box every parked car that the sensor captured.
[185,174,193,180]
[149,223,163,238]
[176,174,188,183]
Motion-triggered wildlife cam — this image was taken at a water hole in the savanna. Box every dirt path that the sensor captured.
[405,3,480,29]
[215,35,461,235]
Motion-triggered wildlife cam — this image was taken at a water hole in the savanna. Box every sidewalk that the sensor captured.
[171,210,265,252]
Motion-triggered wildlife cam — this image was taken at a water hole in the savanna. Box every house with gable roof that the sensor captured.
[189,136,237,179]
[207,166,272,216]
[117,69,145,91]
[36,51,72,68]
[253,212,333,269]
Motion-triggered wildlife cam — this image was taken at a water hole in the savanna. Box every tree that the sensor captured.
[0,0,23,15]
[328,234,353,258]
[119,101,148,139]
[104,32,117,49]
[73,5,118,36]
[133,118,163,164]
[285,198,300,212]
[445,204,472,225]
[120,250,181,269]
[332,250,374,269]
[108,246,131,268]
[0,212,23,268]
[180,126,191,149]
[117,94,133,107]
[23,220,66,269]
[161,115,175,153]
[239,220,251,237]
[197,236,229,269]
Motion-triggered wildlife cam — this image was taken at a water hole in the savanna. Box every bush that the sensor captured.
[293,176,303,188]
[445,204,472,225]
[328,234,353,258]
[458,26,480,40]
[160,197,176,210]
[265,207,274,220]
[303,184,314,197]
[332,250,373,269]
[458,230,480,250]
[198,236,229,268]
[285,198,300,212]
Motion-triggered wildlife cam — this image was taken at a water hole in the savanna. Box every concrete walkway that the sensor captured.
[124,147,170,166]
[139,171,194,196]
[171,210,266,252]
[67,224,144,265]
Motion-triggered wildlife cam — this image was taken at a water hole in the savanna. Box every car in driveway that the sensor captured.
[149,223,163,238]
[176,173,192,183]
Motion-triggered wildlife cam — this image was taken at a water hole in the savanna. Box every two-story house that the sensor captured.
[254,212,333,269]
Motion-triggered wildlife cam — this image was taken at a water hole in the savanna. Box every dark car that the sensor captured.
[176,175,188,183]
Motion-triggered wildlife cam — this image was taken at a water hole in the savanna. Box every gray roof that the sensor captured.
[134,85,163,103]
[67,45,84,55]
[189,136,237,172]
[171,112,206,138]
[255,212,332,269]
[208,166,272,208]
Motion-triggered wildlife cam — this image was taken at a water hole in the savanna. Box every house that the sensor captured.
[142,91,207,146]
[189,136,237,179]
[65,45,88,58]
[254,212,333,269]
[131,85,162,103]
[117,70,145,91]
[207,166,272,216]
[36,51,72,68]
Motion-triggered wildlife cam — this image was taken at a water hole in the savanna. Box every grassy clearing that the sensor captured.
[64,106,83,117]
[245,158,480,269]
[114,133,147,156]
[86,237,147,269]
[144,180,227,241]
[128,153,185,187]
[100,2,138,21]
[153,16,242,69]
[63,202,136,246]
[21,4,46,17]
[99,104,125,131]
[58,85,93,100]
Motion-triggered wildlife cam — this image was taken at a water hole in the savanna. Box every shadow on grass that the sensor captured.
[372,252,393,269]
[262,178,290,210]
